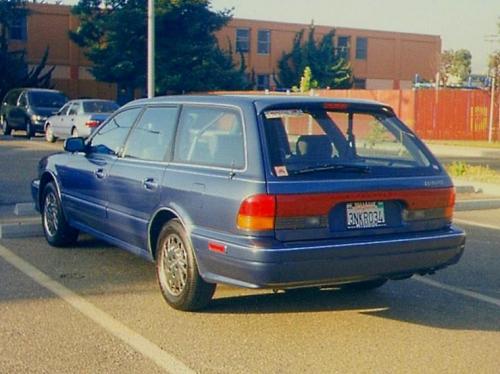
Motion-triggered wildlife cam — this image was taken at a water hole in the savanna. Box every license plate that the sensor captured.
[346,201,386,229]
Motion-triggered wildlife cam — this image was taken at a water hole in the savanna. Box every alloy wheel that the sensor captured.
[161,233,188,296]
[43,191,59,237]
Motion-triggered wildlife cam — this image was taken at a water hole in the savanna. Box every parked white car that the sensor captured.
[44,99,119,142]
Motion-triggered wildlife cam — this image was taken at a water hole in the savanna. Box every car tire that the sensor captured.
[2,119,12,136]
[26,120,35,138]
[45,124,57,143]
[156,220,216,311]
[341,278,388,291]
[71,127,79,138]
[42,182,79,247]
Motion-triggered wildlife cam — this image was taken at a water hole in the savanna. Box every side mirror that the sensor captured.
[64,137,87,153]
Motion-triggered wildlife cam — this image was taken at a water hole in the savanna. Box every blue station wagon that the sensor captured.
[32,95,466,311]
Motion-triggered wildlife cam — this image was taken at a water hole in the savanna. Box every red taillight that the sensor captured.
[403,187,455,221]
[85,120,100,128]
[237,194,276,231]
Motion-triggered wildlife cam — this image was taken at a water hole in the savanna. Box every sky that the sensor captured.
[210,0,500,74]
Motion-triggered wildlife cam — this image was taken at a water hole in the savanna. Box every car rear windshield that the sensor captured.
[28,91,67,108]
[83,101,119,113]
[262,105,435,177]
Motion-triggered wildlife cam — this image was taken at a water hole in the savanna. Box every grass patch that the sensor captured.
[426,140,500,149]
[445,161,500,183]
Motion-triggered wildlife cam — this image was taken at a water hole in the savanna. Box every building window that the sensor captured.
[353,78,366,89]
[257,74,270,90]
[337,36,350,60]
[355,37,367,60]
[236,28,250,52]
[257,30,271,54]
[10,16,27,41]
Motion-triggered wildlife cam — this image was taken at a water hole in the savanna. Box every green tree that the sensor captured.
[0,0,54,99]
[277,25,352,89]
[70,0,248,95]
[292,66,317,93]
[451,49,472,82]
[439,50,454,85]
[489,51,500,89]
[439,49,472,85]
[488,20,500,89]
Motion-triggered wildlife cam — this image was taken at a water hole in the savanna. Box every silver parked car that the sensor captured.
[44,99,119,142]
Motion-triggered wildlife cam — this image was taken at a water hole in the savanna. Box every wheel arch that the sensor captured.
[148,208,187,260]
[39,171,61,209]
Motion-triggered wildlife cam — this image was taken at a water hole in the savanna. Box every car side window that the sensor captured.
[59,103,71,115]
[173,106,245,169]
[68,103,80,115]
[89,107,142,156]
[123,106,178,162]
[6,90,21,106]
[18,92,27,107]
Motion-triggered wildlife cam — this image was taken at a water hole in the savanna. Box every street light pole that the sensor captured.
[147,0,155,98]
[488,76,496,143]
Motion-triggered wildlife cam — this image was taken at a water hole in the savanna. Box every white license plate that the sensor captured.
[346,201,386,229]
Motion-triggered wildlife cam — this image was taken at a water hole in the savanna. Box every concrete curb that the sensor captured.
[0,218,43,239]
[14,203,37,216]
[427,144,500,159]
[455,199,500,212]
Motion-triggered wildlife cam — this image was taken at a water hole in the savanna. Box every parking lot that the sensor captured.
[0,136,499,373]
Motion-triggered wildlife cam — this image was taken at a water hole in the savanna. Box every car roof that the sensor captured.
[23,88,64,93]
[123,94,390,112]
[68,99,116,103]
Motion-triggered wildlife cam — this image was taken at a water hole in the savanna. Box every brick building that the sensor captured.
[11,3,441,99]
[216,19,441,90]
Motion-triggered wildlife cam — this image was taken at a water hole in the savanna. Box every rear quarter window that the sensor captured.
[173,106,245,169]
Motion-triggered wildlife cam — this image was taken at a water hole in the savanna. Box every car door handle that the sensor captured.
[94,168,105,179]
[143,178,158,190]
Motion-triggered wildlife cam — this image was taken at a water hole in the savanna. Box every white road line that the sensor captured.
[0,244,195,374]
[414,275,500,308]
[454,218,500,231]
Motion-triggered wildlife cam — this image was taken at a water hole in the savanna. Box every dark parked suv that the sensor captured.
[1,88,68,137]
[32,95,466,311]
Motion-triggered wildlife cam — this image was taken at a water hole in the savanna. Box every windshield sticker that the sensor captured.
[264,110,304,119]
[274,166,289,177]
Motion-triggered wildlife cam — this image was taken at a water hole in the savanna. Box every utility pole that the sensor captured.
[147,0,155,98]
[488,76,496,143]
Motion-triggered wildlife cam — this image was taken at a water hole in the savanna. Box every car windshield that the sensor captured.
[28,91,67,108]
[83,101,119,113]
[262,105,434,177]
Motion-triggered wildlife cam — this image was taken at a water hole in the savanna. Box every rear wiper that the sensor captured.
[289,163,371,175]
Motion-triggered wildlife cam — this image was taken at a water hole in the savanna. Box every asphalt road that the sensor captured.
[0,136,499,372]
